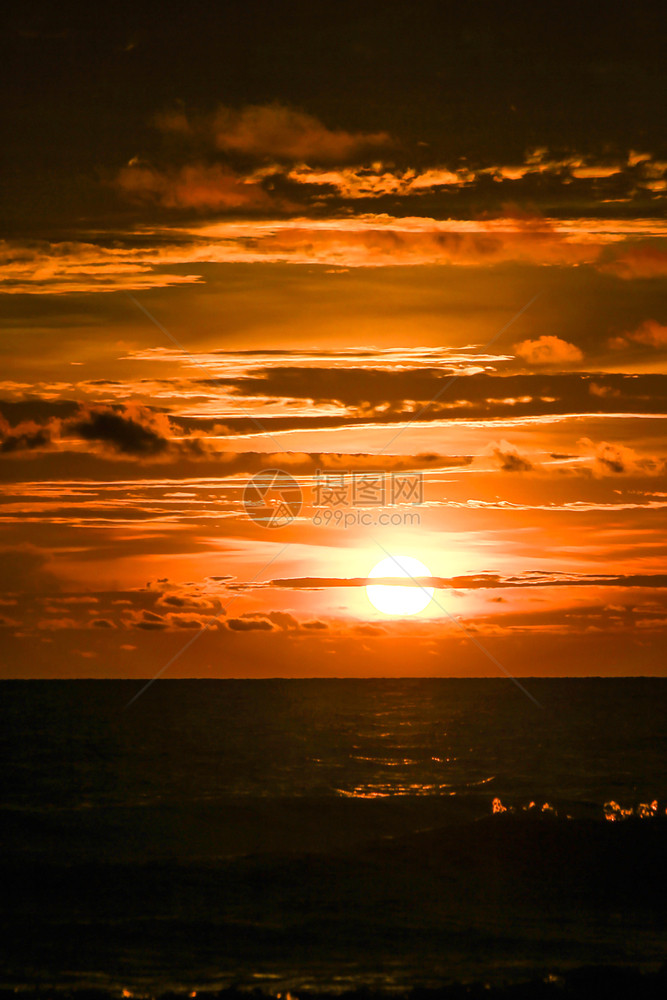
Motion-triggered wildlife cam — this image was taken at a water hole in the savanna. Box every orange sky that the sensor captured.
[1,7,666,679]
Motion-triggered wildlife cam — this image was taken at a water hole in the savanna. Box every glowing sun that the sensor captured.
[366,555,434,616]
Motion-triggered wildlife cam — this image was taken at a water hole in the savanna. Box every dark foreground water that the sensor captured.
[2,679,667,993]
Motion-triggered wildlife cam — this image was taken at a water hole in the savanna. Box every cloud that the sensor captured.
[627,320,667,347]
[226,617,276,631]
[260,571,667,593]
[599,244,667,279]
[115,163,277,211]
[4,215,665,294]
[3,370,667,478]
[37,617,77,630]
[164,613,216,629]
[155,591,220,611]
[610,319,667,350]
[259,610,299,630]
[225,611,323,633]
[193,214,599,269]
[0,238,202,294]
[71,405,171,456]
[41,596,99,604]
[132,609,169,630]
[490,442,534,472]
[1,405,476,473]
[122,118,667,211]
[514,335,583,366]
[284,164,470,199]
[91,598,319,634]
[0,402,215,465]
[589,382,620,398]
[579,438,666,478]
[235,611,297,629]
[155,103,393,163]
[0,401,226,465]
[190,367,667,426]
[283,154,659,200]
[352,623,387,635]
[0,415,52,453]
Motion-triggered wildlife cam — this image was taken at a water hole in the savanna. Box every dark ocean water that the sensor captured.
[2,678,667,992]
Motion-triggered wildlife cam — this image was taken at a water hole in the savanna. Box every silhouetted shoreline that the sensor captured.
[4,967,667,999]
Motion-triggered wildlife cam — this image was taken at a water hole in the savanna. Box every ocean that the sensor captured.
[2,678,667,994]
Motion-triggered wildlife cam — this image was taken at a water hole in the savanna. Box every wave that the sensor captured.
[492,795,667,821]
[3,806,667,992]
[3,966,667,996]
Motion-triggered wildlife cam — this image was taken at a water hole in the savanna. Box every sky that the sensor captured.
[1,0,666,679]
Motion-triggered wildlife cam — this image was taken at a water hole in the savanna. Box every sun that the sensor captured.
[366,555,434,616]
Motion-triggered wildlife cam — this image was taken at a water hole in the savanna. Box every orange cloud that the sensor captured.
[0,415,52,453]
[569,165,621,179]
[0,239,202,294]
[285,164,470,198]
[115,163,276,210]
[4,215,665,295]
[631,320,667,347]
[284,156,652,198]
[610,319,667,350]
[213,216,599,268]
[579,438,666,477]
[514,336,583,366]
[155,103,392,163]
[599,244,667,279]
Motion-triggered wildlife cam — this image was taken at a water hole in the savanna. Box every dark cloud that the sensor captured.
[260,571,667,593]
[0,441,473,482]
[580,438,666,478]
[226,617,275,631]
[71,405,170,456]
[220,611,331,634]
[0,426,51,454]
[0,413,54,454]
[155,588,220,612]
[197,371,667,420]
[491,445,534,472]
[132,609,169,630]
[158,594,188,607]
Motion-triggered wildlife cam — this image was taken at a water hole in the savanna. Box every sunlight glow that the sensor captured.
[366,555,434,616]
